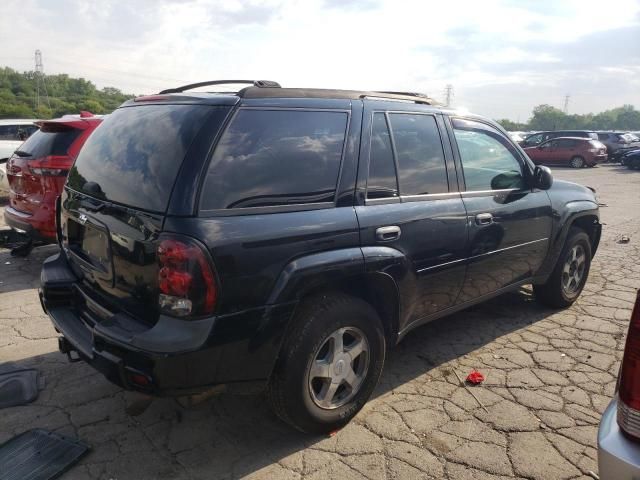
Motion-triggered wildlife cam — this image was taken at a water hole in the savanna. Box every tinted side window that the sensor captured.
[0,125,17,140]
[524,133,544,146]
[70,104,218,212]
[200,109,348,210]
[453,118,525,191]
[367,113,398,199]
[388,113,448,195]
[556,139,576,148]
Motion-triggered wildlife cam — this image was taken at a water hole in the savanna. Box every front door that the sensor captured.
[447,117,553,303]
[356,105,468,332]
[534,140,557,164]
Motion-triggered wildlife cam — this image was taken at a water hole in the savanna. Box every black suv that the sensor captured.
[521,130,599,148]
[40,80,602,433]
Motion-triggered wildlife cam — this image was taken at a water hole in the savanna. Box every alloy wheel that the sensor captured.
[307,327,370,409]
[561,244,586,295]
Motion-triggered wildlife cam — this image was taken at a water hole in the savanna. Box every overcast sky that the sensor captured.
[1,0,639,121]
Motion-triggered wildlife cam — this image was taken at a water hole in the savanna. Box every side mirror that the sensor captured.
[533,165,553,190]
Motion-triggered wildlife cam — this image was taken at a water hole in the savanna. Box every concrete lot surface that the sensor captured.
[0,165,639,479]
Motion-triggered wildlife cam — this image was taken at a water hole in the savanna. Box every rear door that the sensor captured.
[355,103,468,331]
[556,139,578,164]
[447,117,552,302]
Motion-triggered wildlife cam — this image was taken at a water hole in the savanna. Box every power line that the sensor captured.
[34,50,51,111]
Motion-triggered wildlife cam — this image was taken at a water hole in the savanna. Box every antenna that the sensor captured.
[444,84,454,107]
[34,50,51,111]
[563,94,570,114]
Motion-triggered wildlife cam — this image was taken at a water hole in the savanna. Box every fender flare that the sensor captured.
[267,248,365,305]
[536,200,600,281]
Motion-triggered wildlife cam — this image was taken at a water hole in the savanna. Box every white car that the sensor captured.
[0,119,39,195]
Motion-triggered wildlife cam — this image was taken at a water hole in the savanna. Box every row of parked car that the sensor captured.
[0,82,636,478]
[509,129,640,168]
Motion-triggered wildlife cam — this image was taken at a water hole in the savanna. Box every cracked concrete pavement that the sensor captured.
[0,164,638,479]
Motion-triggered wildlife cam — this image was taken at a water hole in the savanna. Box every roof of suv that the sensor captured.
[126,79,441,108]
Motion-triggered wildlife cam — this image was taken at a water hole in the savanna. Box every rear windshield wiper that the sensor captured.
[13,150,32,157]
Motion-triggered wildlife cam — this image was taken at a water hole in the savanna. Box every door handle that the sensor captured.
[376,226,401,242]
[475,213,493,225]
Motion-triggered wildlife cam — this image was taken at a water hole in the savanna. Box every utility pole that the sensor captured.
[444,84,454,107]
[563,94,570,114]
[34,50,51,111]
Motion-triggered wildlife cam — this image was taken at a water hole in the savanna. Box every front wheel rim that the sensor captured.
[308,326,370,410]
[561,244,586,295]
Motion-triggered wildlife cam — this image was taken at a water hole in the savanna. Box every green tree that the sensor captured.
[528,105,567,131]
[0,66,133,119]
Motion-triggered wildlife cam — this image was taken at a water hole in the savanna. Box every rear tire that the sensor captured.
[534,227,591,308]
[267,292,385,433]
[570,156,585,168]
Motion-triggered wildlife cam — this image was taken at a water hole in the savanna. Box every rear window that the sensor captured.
[200,109,348,210]
[15,128,80,158]
[68,104,218,212]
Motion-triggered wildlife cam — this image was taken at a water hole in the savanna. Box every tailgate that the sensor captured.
[61,189,163,325]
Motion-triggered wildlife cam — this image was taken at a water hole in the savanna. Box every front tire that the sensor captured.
[534,227,592,308]
[570,156,585,168]
[267,293,385,433]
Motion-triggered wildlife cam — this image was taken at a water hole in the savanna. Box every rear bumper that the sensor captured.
[598,397,640,479]
[4,206,56,242]
[40,252,296,395]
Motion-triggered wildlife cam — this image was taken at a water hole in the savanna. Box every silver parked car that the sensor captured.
[598,290,640,479]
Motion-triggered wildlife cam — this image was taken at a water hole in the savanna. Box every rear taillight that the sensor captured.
[157,235,217,318]
[617,290,640,439]
[27,155,71,177]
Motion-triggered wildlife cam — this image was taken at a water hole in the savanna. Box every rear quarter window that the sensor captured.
[68,104,220,212]
[200,109,348,210]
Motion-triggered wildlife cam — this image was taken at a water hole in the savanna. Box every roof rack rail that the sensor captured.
[159,79,281,94]
[360,91,435,105]
[376,91,431,99]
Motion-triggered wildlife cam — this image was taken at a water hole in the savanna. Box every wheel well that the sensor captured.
[570,214,600,251]
[301,273,400,346]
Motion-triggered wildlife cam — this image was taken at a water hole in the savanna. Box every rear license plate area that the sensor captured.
[67,218,110,274]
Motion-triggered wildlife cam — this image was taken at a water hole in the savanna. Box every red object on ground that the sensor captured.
[466,370,485,384]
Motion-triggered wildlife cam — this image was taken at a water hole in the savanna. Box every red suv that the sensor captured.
[524,137,607,168]
[5,112,102,243]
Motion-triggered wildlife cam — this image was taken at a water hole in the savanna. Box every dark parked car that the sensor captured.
[597,132,640,161]
[598,290,640,479]
[623,149,640,169]
[4,112,102,245]
[521,130,599,148]
[524,137,607,168]
[40,80,602,433]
